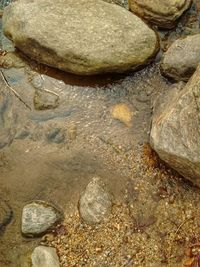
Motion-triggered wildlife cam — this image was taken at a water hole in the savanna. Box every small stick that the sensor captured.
[0,70,32,110]
[40,75,59,97]
[43,88,59,97]
[168,217,192,260]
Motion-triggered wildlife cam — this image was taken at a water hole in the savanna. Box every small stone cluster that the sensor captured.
[20,177,112,266]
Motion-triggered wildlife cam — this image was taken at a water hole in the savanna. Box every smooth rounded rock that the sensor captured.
[3,0,158,75]
[79,177,112,224]
[21,201,63,237]
[161,34,200,81]
[31,246,60,267]
[129,0,192,29]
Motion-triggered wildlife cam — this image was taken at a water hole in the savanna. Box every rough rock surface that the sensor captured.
[129,0,192,29]
[21,201,63,236]
[31,246,60,267]
[161,34,200,81]
[79,177,112,224]
[3,0,158,75]
[150,67,200,186]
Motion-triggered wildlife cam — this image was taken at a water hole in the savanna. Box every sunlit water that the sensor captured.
[1,1,200,266]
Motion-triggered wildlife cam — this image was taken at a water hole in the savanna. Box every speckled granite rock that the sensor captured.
[79,177,112,224]
[150,67,200,186]
[21,201,63,237]
[129,0,192,29]
[3,0,158,75]
[161,34,200,81]
[31,246,60,267]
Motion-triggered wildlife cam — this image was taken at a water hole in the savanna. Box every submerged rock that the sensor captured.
[79,177,112,224]
[0,79,17,149]
[31,246,60,267]
[129,0,192,29]
[0,200,13,232]
[34,89,59,110]
[3,0,158,75]
[161,34,200,81]
[0,52,25,69]
[21,201,63,237]
[111,103,134,127]
[46,126,66,144]
[150,67,200,186]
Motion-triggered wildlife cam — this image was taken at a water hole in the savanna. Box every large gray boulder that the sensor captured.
[31,246,60,267]
[150,67,200,186]
[129,0,192,29]
[2,0,158,75]
[21,201,63,237]
[161,34,200,81]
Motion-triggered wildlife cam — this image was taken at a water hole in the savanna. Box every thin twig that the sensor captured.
[0,70,32,110]
[168,217,192,260]
[40,75,59,97]
[43,88,59,97]
[122,256,134,267]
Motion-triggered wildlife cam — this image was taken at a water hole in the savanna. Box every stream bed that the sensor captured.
[1,1,200,267]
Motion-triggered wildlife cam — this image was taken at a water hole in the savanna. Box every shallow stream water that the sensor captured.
[1,1,200,267]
